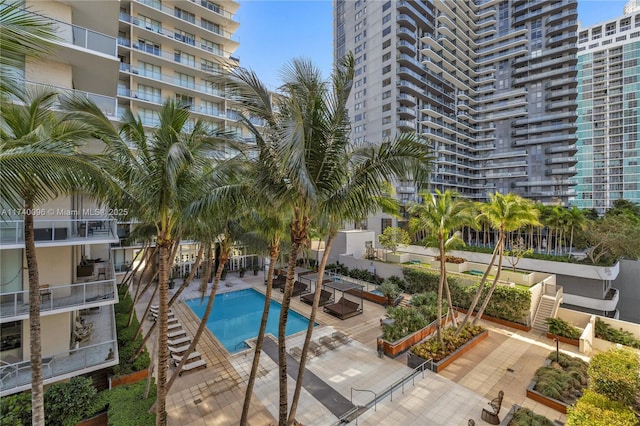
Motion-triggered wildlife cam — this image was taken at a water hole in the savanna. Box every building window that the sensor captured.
[138,61,161,79]
[382,13,391,24]
[137,38,160,55]
[175,29,195,46]
[201,18,221,34]
[382,65,391,74]
[174,7,195,23]
[201,0,222,13]
[201,38,223,55]
[382,39,391,49]
[381,218,392,231]
[382,1,391,12]
[201,59,220,73]
[382,26,391,37]
[137,84,161,103]
[137,15,162,32]
[382,52,391,61]
[1,321,21,352]
[174,50,195,66]
[139,108,159,127]
[175,72,195,88]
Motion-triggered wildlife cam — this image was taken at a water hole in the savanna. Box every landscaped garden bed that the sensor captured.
[526,351,589,414]
[505,406,555,426]
[545,317,582,347]
[406,324,487,373]
[594,318,640,349]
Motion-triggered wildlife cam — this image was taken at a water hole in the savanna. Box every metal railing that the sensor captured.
[0,218,117,246]
[1,276,117,320]
[334,358,432,425]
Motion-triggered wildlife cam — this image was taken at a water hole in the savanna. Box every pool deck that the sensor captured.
[134,271,585,425]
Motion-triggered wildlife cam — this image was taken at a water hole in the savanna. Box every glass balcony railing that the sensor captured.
[0,306,117,396]
[0,218,117,247]
[0,265,117,320]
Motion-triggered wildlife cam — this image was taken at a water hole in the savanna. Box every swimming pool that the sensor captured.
[185,288,313,354]
[369,289,383,296]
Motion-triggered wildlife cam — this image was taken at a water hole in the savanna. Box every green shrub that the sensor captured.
[382,306,428,342]
[594,318,640,349]
[567,390,638,426]
[401,267,439,294]
[45,377,97,426]
[410,324,485,362]
[112,289,151,376]
[546,318,582,340]
[379,280,401,300]
[533,352,588,404]
[508,407,555,426]
[104,380,156,426]
[0,391,32,425]
[588,348,640,406]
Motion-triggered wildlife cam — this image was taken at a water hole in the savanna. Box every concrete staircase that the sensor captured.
[532,295,556,332]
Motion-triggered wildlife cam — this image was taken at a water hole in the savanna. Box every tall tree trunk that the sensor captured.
[166,245,230,391]
[132,278,159,341]
[443,276,457,328]
[278,209,309,426]
[436,234,445,345]
[119,241,148,289]
[25,199,44,426]
[131,245,204,362]
[288,234,334,424]
[240,241,280,426]
[127,246,155,326]
[153,229,172,426]
[199,244,213,299]
[569,227,575,256]
[472,232,505,325]
[455,243,499,336]
[129,270,158,329]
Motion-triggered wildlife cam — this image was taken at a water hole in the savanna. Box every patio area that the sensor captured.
[132,271,584,425]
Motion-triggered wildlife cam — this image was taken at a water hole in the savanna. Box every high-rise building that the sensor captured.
[335,0,579,235]
[574,11,640,213]
[624,0,640,15]
[0,0,241,397]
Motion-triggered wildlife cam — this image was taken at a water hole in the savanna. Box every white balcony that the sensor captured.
[0,263,118,322]
[0,218,118,250]
[563,288,620,312]
[0,306,118,397]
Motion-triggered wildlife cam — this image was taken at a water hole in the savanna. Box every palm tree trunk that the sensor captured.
[153,231,172,426]
[133,279,159,342]
[455,243,499,336]
[288,234,334,423]
[127,246,156,326]
[119,241,148,289]
[128,270,159,330]
[166,247,230,391]
[472,233,505,325]
[240,242,279,425]
[569,227,575,256]
[199,244,213,299]
[436,235,445,345]
[131,245,204,362]
[443,275,457,328]
[279,210,308,426]
[24,199,44,426]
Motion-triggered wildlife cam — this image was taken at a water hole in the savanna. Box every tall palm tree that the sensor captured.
[408,190,473,344]
[565,207,587,256]
[457,193,539,329]
[64,96,233,425]
[0,88,113,426]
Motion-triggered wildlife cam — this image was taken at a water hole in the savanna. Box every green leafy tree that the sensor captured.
[378,226,412,256]
[583,214,640,264]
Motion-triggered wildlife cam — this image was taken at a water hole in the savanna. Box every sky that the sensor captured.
[234,0,631,89]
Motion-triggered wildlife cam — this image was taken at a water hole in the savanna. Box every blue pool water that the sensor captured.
[185,288,313,354]
[369,289,383,296]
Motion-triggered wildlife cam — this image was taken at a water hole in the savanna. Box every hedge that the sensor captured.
[402,268,531,324]
[594,318,640,349]
[90,379,157,426]
[567,390,637,426]
[587,348,640,406]
[113,287,151,376]
[508,407,554,426]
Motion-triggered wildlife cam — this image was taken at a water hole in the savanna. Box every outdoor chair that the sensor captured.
[481,390,504,425]
[319,335,339,350]
[300,289,334,306]
[309,341,326,356]
[332,331,351,344]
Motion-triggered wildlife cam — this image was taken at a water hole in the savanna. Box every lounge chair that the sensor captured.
[168,329,186,339]
[168,336,190,346]
[167,322,182,331]
[178,359,206,376]
[289,346,303,360]
[270,276,287,289]
[168,344,190,354]
[332,331,351,344]
[300,289,334,306]
[319,336,339,350]
[309,341,326,356]
[323,297,362,320]
[171,351,200,363]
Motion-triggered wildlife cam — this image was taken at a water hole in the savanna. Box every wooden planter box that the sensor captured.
[380,318,445,358]
[455,308,531,332]
[526,379,569,414]
[76,411,108,426]
[406,329,489,373]
[545,332,580,347]
[109,368,148,388]
[345,288,387,306]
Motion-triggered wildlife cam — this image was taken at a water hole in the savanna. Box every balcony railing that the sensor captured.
[0,306,117,396]
[0,218,117,248]
[1,268,117,320]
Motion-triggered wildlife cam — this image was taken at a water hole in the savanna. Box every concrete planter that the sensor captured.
[526,379,570,414]
[455,308,530,331]
[387,252,410,263]
[109,368,148,388]
[407,329,489,373]
[545,332,580,347]
[380,319,441,358]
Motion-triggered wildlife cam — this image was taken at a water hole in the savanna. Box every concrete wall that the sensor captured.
[330,230,376,263]
[614,259,640,324]
[22,312,71,359]
[557,307,591,329]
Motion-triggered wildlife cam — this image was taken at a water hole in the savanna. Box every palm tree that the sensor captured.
[565,207,587,256]
[408,190,473,344]
[0,88,113,426]
[456,193,539,330]
[0,2,58,92]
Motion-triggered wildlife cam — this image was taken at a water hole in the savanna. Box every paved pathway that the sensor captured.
[133,272,587,425]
